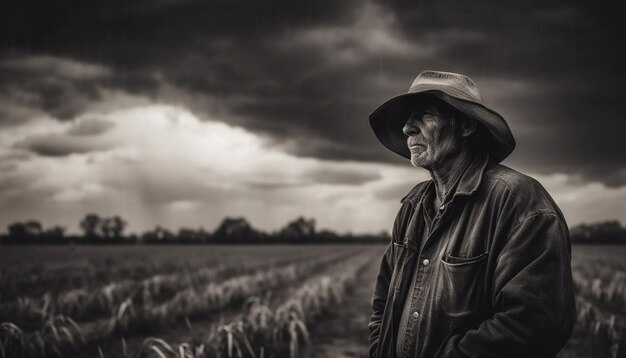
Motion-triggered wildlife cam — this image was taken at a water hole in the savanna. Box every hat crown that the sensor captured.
[409,70,483,103]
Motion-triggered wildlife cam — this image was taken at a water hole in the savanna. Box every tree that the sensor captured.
[80,214,101,240]
[101,218,114,240]
[24,220,43,237]
[178,228,209,243]
[316,229,339,242]
[8,222,28,241]
[100,216,127,241]
[213,217,261,243]
[570,220,625,243]
[110,216,126,240]
[7,221,43,242]
[141,226,174,243]
[278,217,316,242]
[42,226,65,242]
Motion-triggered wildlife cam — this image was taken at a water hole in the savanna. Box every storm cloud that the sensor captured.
[0,0,625,232]
[2,0,624,185]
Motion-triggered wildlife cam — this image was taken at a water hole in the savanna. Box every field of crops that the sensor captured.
[0,244,625,358]
[561,245,626,358]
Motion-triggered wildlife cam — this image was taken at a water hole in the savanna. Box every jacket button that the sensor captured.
[412,311,419,319]
[422,259,430,266]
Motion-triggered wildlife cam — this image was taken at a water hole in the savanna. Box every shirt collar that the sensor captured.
[400,152,491,207]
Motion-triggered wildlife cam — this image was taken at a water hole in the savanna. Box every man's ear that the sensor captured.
[460,118,477,138]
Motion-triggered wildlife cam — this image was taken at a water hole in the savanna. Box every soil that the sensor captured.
[78,250,376,358]
[303,259,380,358]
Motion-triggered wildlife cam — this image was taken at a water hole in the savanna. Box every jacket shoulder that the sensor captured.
[483,164,535,189]
[482,164,566,223]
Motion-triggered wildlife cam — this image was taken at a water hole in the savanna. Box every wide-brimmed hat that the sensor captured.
[369,70,515,163]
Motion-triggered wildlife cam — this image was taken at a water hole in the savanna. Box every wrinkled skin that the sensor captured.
[402,104,462,170]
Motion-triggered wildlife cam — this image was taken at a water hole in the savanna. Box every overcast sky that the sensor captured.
[0,0,624,234]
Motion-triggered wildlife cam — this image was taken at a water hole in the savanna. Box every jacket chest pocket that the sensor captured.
[439,251,488,319]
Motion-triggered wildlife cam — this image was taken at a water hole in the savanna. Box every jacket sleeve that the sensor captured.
[438,212,576,358]
[368,241,393,358]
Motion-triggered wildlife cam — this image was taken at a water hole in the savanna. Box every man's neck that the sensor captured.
[429,147,475,209]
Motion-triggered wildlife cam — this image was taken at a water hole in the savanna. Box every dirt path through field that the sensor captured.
[303,255,381,358]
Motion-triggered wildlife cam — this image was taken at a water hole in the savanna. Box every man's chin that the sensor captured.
[410,155,431,169]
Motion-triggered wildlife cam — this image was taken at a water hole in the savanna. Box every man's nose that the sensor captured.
[403,117,419,136]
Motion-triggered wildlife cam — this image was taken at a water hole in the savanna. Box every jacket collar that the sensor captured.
[400,152,491,207]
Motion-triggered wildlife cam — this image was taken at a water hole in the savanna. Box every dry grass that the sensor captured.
[572,263,626,358]
[0,248,366,357]
[133,252,374,358]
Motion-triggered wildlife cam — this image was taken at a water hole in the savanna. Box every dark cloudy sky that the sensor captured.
[0,0,624,234]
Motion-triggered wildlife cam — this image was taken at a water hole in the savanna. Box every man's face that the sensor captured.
[402,102,463,170]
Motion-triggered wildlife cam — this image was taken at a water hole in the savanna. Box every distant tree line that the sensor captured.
[569,220,626,244]
[0,214,390,245]
[2,216,624,245]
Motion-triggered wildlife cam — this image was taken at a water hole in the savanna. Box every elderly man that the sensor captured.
[367,70,575,358]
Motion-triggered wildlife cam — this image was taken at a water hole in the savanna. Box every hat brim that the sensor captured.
[368,90,516,164]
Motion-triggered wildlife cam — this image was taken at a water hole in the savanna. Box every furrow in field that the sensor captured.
[0,248,328,328]
[573,294,626,357]
[131,250,376,358]
[2,249,366,358]
[1,253,221,303]
[1,246,339,303]
[87,248,374,358]
[572,265,626,315]
[303,253,381,358]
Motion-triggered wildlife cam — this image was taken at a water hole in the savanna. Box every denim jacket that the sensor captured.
[368,153,576,358]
